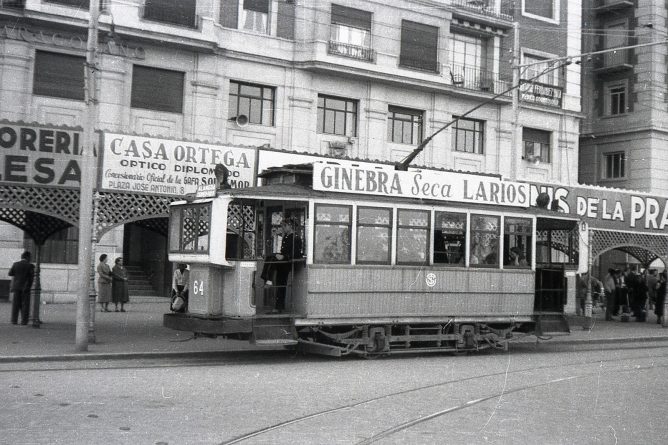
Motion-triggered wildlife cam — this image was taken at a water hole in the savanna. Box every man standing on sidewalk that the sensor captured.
[603,268,616,321]
[9,251,35,325]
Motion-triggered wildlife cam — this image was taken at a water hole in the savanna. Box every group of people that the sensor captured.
[96,254,130,312]
[601,267,666,323]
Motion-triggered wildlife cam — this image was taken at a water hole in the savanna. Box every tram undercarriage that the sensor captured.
[296,320,536,357]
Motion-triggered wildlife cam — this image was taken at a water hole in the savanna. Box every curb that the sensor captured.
[3,335,668,363]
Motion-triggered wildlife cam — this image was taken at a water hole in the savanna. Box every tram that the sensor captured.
[164,160,577,356]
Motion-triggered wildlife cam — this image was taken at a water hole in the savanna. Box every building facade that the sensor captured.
[0,0,582,301]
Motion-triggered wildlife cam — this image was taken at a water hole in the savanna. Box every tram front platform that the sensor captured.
[1,299,668,362]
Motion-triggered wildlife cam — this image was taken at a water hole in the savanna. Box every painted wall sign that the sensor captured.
[0,124,84,188]
[101,133,256,197]
[313,162,531,208]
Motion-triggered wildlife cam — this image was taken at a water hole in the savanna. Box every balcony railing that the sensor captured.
[450,0,513,22]
[327,41,375,62]
[0,0,25,8]
[594,48,632,72]
[594,0,634,13]
[447,64,510,96]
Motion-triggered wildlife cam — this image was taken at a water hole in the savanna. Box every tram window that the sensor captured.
[434,212,466,265]
[470,215,499,267]
[504,217,531,268]
[357,207,392,264]
[174,204,210,253]
[314,204,351,264]
[397,209,429,264]
[227,201,257,260]
[169,207,182,252]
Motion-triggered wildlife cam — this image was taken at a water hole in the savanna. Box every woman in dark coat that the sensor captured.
[111,257,129,312]
[655,271,666,324]
[96,254,113,312]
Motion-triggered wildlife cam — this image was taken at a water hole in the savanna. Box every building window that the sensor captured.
[397,209,429,264]
[433,212,466,266]
[388,106,423,145]
[400,20,439,72]
[314,204,351,264]
[504,218,531,268]
[470,214,499,267]
[356,207,391,264]
[603,152,625,179]
[329,4,373,61]
[229,81,275,126]
[144,0,197,28]
[449,32,488,86]
[453,117,484,154]
[317,95,357,137]
[45,0,90,8]
[605,81,627,116]
[522,53,557,86]
[131,66,185,113]
[522,0,558,22]
[241,0,269,34]
[33,51,85,101]
[523,128,551,163]
[24,226,78,265]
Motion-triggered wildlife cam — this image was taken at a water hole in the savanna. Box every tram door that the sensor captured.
[534,267,566,313]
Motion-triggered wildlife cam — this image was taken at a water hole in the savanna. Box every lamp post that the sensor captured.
[76,0,100,351]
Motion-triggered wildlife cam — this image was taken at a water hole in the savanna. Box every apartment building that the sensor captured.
[0,0,582,300]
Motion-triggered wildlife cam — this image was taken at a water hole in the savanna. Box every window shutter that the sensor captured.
[400,20,438,72]
[244,0,269,13]
[131,66,184,113]
[523,128,550,144]
[277,0,295,39]
[331,4,372,30]
[33,51,85,101]
[220,0,239,29]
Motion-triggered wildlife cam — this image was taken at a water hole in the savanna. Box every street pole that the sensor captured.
[76,0,100,352]
[510,21,520,179]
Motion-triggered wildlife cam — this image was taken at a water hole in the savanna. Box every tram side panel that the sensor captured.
[301,266,535,320]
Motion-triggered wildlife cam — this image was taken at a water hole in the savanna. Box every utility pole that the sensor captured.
[510,21,520,180]
[76,0,100,352]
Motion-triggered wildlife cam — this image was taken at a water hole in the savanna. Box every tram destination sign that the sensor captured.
[313,162,531,208]
[0,123,84,188]
[101,133,256,197]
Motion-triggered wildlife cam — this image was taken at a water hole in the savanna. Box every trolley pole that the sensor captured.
[76,0,100,352]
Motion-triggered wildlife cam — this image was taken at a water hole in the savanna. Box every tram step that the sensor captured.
[252,318,297,345]
[536,314,571,336]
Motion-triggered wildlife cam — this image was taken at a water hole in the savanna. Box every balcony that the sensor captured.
[450,0,513,23]
[327,40,375,62]
[593,48,633,74]
[594,0,634,14]
[447,64,511,96]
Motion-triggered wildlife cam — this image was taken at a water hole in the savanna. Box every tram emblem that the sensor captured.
[425,273,436,288]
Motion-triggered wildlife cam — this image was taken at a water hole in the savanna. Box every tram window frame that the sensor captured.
[433,211,466,266]
[469,214,500,268]
[396,209,430,265]
[169,203,211,253]
[356,206,392,264]
[314,204,352,264]
[226,200,257,260]
[503,217,532,269]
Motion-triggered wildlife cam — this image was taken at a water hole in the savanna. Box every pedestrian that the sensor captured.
[646,269,658,310]
[614,268,626,316]
[171,263,189,313]
[111,257,129,312]
[655,271,666,325]
[260,217,303,313]
[97,254,113,312]
[603,268,616,321]
[8,251,35,325]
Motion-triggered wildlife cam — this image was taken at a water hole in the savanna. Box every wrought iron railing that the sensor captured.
[450,0,513,22]
[599,48,631,68]
[447,64,511,96]
[327,41,375,62]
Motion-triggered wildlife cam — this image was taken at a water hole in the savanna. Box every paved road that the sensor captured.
[2,343,667,444]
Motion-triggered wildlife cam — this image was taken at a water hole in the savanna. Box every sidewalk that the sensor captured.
[1,300,668,362]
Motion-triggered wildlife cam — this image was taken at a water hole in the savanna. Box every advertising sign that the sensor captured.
[101,133,256,197]
[313,162,531,208]
[0,123,84,188]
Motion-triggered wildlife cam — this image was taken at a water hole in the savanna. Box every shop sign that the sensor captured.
[101,133,256,197]
[520,80,562,107]
[313,162,530,208]
[0,123,84,188]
